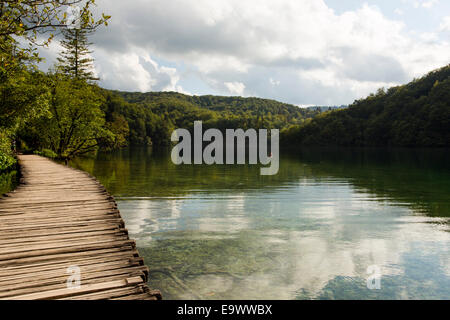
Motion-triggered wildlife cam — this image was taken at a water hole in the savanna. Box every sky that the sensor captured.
[38,0,450,106]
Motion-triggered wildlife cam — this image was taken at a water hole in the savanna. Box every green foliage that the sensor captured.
[102,90,318,146]
[24,75,115,159]
[0,150,15,171]
[0,130,15,171]
[107,112,130,148]
[0,1,112,169]
[0,69,50,132]
[118,91,316,127]
[0,1,110,75]
[0,1,109,40]
[57,27,98,81]
[281,65,450,147]
[0,168,18,195]
[33,149,58,159]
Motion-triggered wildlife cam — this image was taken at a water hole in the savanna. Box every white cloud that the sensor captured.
[269,78,280,86]
[94,48,183,92]
[422,0,439,9]
[409,0,439,9]
[224,81,246,96]
[419,32,439,42]
[440,16,450,32]
[38,0,450,105]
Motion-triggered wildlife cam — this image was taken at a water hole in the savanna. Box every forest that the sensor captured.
[281,65,450,147]
[102,90,320,146]
[0,1,449,173]
[81,62,450,150]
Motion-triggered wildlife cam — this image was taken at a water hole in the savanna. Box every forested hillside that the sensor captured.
[101,90,319,146]
[118,91,313,117]
[282,65,450,147]
[1,0,449,173]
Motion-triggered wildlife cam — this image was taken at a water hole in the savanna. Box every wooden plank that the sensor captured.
[0,272,148,299]
[3,277,144,300]
[0,252,142,274]
[0,155,161,300]
[0,224,122,239]
[60,285,146,300]
[0,264,148,288]
[0,247,138,267]
[0,239,136,260]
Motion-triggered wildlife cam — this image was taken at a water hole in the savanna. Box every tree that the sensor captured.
[0,69,50,166]
[0,1,109,170]
[0,1,107,37]
[0,70,50,129]
[280,64,450,147]
[57,26,98,81]
[0,129,15,171]
[107,113,130,149]
[35,75,114,160]
[0,1,109,73]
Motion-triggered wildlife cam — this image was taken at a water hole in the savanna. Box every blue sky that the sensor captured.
[39,0,450,106]
[326,0,449,32]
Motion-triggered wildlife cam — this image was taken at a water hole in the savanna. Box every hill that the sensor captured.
[103,90,319,145]
[117,91,312,117]
[282,65,450,147]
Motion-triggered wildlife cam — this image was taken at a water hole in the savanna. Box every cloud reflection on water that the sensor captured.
[119,180,450,299]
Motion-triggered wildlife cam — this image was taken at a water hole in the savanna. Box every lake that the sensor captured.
[59,148,450,299]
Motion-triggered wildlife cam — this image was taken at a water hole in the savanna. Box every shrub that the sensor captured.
[34,148,58,159]
[0,132,16,171]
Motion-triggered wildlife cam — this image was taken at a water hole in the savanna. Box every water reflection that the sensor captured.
[71,147,450,299]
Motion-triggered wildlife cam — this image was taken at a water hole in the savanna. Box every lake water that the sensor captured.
[67,147,449,299]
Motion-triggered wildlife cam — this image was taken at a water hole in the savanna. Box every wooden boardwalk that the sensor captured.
[0,155,161,300]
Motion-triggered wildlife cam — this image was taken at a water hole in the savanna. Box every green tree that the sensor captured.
[0,0,109,171]
[0,1,109,74]
[0,70,50,131]
[0,69,50,168]
[0,129,15,171]
[281,64,450,147]
[107,112,130,149]
[35,75,114,160]
[57,27,98,81]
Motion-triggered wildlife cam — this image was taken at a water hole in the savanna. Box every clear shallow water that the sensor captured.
[69,147,450,300]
